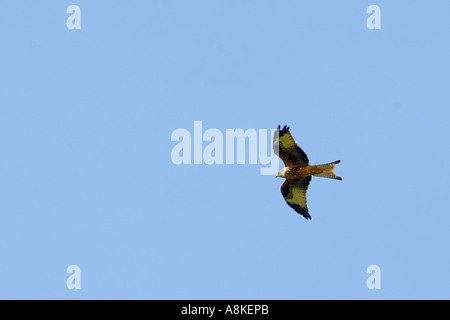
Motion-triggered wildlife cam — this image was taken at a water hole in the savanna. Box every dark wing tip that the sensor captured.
[278,125,290,136]
[285,201,311,220]
[301,210,312,220]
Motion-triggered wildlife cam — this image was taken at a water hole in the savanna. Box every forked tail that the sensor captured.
[313,160,342,180]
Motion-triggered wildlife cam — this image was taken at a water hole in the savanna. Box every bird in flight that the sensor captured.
[273,125,342,220]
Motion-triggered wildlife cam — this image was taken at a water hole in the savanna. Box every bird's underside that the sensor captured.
[274,125,342,220]
[280,163,342,180]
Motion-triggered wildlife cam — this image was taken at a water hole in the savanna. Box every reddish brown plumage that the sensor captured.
[280,161,342,180]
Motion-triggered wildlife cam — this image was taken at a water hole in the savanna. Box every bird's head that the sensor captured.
[276,168,287,178]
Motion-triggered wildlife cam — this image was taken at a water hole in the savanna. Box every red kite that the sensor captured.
[274,125,342,219]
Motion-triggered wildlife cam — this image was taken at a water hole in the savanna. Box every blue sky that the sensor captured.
[1,1,450,299]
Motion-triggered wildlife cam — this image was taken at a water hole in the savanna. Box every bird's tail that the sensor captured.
[313,160,342,180]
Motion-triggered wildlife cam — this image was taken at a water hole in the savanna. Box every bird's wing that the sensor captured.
[273,125,309,167]
[280,177,312,219]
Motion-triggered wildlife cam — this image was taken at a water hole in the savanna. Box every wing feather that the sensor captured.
[273,125,309,167]
[280,177,312,219]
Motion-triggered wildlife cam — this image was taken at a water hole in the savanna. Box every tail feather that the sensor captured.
[314,160,342,180]
[314,172,342,180]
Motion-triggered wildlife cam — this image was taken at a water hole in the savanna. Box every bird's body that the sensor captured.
[274,125,342,220]
[276,163,340,180]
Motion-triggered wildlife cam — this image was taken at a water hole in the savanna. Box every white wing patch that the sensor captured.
[286,186,307,209]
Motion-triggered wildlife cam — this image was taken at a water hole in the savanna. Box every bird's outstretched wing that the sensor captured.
[280,177,312,219]
[273,125,309,167]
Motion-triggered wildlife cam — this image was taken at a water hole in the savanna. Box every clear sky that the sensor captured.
[1,1,450,299]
